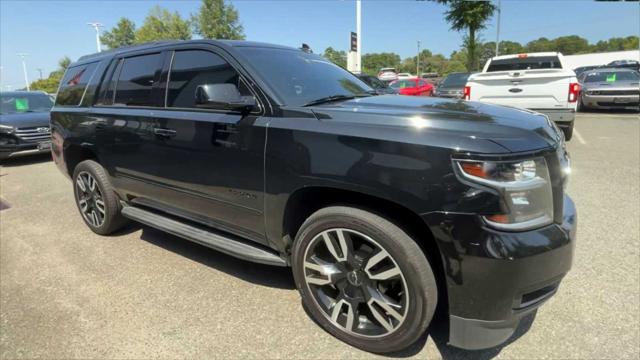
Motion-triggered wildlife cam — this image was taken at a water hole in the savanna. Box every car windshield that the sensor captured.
[440,73,470,87]
[389,79,415,89]
[487,56,561,72]
[583,71,639,83]
[237,47,373,106]
[0,93,54,115]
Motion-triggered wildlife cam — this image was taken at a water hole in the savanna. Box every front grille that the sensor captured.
[15,126,51,142]
[590,90,640,96]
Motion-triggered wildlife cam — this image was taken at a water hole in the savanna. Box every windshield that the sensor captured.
[389,79,416,89]
[487,56,561,72]
[237,47,373,106]
[441,73,470,87]
[0,93,54,115]
[360,75,386,89]
[584,71,639,83]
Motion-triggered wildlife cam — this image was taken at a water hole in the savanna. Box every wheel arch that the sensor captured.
[281,185,448,314]
[63,143,99,177]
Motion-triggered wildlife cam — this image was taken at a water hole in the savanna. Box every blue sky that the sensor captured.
[1,0,638,89]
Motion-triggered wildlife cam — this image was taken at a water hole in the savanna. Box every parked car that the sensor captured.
[577,67,640,111]
[466,52,579,140]
[356,74,398,95]
[433,72,474,99]
[607,59,640,72]
[389,78,434,96]
[0,91,53,161]
[52,40,576,354]
[377,67,398,83]
[396,72,413,80]
[573,65,600,77]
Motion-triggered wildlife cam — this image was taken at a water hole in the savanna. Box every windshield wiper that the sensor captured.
[303,94,369,107]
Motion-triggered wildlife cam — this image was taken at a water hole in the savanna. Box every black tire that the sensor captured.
[562,122,574,141]
[72,160,128,235]
[292,206,438,353]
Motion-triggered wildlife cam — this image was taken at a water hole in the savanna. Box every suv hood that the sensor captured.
[0,111,51,128]
[310,95,561,153]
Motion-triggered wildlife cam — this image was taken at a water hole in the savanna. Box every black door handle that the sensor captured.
[153,128,177,137]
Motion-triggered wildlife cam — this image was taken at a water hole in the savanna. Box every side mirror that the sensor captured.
[195,84,256,112]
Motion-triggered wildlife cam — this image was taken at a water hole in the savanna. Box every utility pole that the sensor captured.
[495,0,501,56]
[36,68,44,80]
[87,22,103,52]
[355,0,361,73]
[17,53,30,91]
[416,40,421,76]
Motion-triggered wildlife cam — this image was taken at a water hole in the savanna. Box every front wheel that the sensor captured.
[292,206,437,353]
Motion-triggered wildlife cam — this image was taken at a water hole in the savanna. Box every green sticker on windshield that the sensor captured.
[606,73,616,82]
[15,98,29,111]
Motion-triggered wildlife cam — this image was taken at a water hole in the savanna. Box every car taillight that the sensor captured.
[568,83,580,102]
[463,86,471,100]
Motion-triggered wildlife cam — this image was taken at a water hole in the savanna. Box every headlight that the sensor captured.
[0,124,16,133]
[455,158,553,231]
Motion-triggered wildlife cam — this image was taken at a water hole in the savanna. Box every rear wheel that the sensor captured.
[73,160,128,235]
[292,206,437,353]
[562,122,574,141]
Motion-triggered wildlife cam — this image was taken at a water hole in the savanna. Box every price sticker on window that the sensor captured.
[15,98,29,111]
[606,73,617,82]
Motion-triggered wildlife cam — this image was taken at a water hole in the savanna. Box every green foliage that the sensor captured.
[591,36,639,52]
[134,6,191,43]
[322,47,347,68]
[553,35,590,55]
[435,0,496,71]
[192,0,244,40]
[362,53,402,75]
[29,56,71,93]
[101,18,136,49]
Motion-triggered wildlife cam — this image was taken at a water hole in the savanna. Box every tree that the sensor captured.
[101,18,136,49]
[135,6,191,43]
[553,35,590,55]
[525,37,554,52]
[192,0,244,40]
[361,52,402,75]
[434,0,496,71]
[322,47,347,68]
[58,56,71,71]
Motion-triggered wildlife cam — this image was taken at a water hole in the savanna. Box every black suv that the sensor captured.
[1,91,54,160]
[51,40,576,353]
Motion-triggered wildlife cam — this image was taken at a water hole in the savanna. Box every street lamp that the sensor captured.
[417,40,421,76]
[495,0,501,56]
[87,22,103,52]
[36,68,44,80]
[17,53,30,91]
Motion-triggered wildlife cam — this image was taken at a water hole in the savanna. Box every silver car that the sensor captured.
[578,68,639,111]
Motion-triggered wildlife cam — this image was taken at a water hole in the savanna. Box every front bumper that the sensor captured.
[423,195,577,350]
[0,142,51,160]
[582,94,639,110]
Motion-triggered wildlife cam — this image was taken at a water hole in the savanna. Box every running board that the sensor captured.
[121,204,287,267]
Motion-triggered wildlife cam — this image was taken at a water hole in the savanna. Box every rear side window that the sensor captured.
[487,56,561,72]
[114,53,162,107]
[56,62,98,106]
[166,50,248,108]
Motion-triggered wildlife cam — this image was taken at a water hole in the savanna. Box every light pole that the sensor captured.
[17,53,30,91]
[355,0,361,73]
[87,22,103,52]
[36,68,44,80]
[495,0,501,56]
[416,40,421,76]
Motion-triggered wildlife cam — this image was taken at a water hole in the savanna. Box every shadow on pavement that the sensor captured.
[0,153,52,167]
[135,224,295,290]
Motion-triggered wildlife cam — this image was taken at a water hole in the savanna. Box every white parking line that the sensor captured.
[573,128,587,145]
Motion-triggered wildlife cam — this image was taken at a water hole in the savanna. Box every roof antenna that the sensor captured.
[300,43,313,53]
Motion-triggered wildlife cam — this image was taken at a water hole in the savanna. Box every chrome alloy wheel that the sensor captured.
[75,171,106,227]
[303,228,409,337]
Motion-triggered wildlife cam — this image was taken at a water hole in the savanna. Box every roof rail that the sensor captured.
[77,40,177,61]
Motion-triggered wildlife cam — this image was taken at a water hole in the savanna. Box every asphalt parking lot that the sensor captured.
[1,111,638,359]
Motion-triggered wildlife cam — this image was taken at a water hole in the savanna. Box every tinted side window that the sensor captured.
[167,50,248,108]
[114,53,161,106]
[56,62,99,106]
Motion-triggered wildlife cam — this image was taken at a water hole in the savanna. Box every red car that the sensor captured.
[389,78,434,96]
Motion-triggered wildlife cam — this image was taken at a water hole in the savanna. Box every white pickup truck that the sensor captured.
[465,52,579,140]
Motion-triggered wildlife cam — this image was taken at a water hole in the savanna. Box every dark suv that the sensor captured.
[1,91,54,160]
[51,40,576,353]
